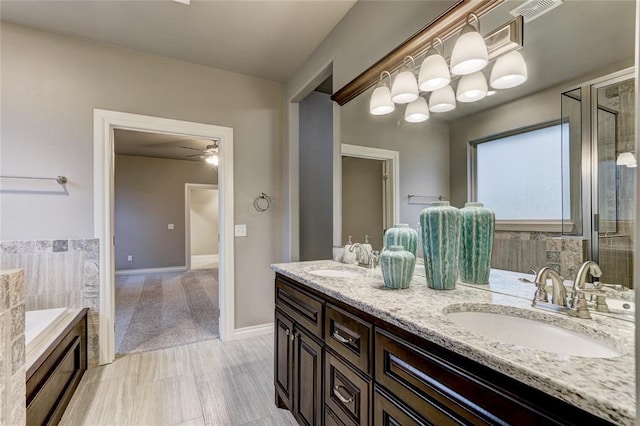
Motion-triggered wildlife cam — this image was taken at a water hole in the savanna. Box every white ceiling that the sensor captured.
[0,0,356,82]
[114,129,215,162]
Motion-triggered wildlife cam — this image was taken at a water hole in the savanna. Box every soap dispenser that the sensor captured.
[363,235,373,259]
[343,236,357,264]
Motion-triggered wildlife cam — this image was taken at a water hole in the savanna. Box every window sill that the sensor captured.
[495,220,573,233]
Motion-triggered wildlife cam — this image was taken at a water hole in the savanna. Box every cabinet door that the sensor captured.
[275,310,294,410]
[293,326,323,426]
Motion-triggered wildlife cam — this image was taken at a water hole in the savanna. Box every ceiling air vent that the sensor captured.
[509,0,563,23]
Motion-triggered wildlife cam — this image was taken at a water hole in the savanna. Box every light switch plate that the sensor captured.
[234,224,247,237]
[168,224,174,230]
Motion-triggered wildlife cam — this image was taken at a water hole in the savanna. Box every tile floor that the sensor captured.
[60,334,296,425]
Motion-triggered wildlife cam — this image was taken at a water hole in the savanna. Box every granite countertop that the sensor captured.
[271,260,636,425]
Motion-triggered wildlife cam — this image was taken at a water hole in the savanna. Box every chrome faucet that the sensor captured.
[349,243,370,267]
[536,267,567,307]
[572,260,602,292]
[571,261,608,313]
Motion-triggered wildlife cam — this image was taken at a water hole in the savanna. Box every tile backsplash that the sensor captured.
[1,239,100,366]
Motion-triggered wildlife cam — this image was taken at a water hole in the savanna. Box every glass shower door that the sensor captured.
[593,77,636,288]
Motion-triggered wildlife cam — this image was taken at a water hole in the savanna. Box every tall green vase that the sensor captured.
[419,201,461,290]
[380,246,415,289]
[383,224,418,277]
[459,202,495,284]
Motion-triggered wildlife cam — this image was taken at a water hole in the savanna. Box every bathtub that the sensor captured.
[25,307,68,354]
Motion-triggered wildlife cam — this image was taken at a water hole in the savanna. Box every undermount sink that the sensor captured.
[445,306,622,358]
[308,268,365,278]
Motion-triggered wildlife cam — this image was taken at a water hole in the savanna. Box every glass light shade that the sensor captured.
[370,85,395,115]
[456,71,488,103]
[391,70,419,104]
[429,85,456,112]
[490,51,528,89]
[404,97,429,123]
[616,152,637,167]
[205,155,219,166]
[418,52,450,92]
[450,25,489,75]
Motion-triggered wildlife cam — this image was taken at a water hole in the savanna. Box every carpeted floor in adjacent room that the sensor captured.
[115,268,219,355]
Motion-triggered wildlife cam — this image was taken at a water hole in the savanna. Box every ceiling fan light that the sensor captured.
[370,85,395,115]
[418,51,450,92]
[456,71,488,103]
[205,155,219,166]
[490,50,528,89]
[450,23,488,75]
[404,97,430,123]
[391,70,419,104]
[429,85,456,112]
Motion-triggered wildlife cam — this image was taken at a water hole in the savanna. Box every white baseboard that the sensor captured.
[232,322,274,339]
[115,266,187,276]
[192,254,219,262]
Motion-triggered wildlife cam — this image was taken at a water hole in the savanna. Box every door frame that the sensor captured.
[338,144,400,244]
[185,183,219,270]
[94,109,235,364]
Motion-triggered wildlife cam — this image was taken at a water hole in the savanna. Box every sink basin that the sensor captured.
[445,308,622,358]
[605,298,635,314]
[308,268,365,278]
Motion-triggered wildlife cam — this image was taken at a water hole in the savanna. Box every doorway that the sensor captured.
[94,109,235,364]
[186,184,219,270]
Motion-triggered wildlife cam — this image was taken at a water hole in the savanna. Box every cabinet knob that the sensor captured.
[285,329,290,336]
[290,332,296,341]
[333,385,354,404]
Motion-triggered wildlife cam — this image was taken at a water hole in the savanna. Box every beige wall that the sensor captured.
[190,187,218,256]
[1,23,284,328]
[114,155,216,270]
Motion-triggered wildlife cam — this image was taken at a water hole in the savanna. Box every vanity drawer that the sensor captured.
[375,328,555,426]
[325,304,372,375]
[325,406,348,426]
[325,350,371,426]
[374,385,457,426]
[276,277,324,338]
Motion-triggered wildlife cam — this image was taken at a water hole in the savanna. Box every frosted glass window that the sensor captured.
[476,124,568,220]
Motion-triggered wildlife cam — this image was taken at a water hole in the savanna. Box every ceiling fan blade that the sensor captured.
[179,146,203,151]
[186,154,203,158]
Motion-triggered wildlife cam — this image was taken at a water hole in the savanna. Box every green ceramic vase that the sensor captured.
[383,224,418,277]
[419,201,461,290]
[380,246,415,289]
[459,202,495,284]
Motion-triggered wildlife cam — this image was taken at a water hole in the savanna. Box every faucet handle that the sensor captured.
[570,291,592,319]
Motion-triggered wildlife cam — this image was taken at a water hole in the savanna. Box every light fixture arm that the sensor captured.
[467,13,481,32]
[403,56,417,69]
[380,70,392,86]
[431,37,445,56]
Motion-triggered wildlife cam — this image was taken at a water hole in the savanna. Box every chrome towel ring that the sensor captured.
[254,193,272,212]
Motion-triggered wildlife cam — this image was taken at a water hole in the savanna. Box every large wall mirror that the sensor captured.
[336,0,636,287]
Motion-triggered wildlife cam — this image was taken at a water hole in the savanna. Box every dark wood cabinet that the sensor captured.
[292,326,323,426]
[274,273,614,426]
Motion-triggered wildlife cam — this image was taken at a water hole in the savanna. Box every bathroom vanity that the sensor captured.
[272,261,634,426]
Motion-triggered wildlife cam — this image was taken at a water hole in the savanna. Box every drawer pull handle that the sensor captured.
[333,385,354,404]
[333,331,353,344]
[290,332,296,341]
[285,329,290,336]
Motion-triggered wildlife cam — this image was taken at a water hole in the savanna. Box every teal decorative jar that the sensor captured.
[384,224,418,278]
[380,246,415,289]
[384,224,418,255]
[459,202,495,284]
[419,201,461,290]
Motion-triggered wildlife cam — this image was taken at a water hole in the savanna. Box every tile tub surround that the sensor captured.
[1,239,100,366]
[271,260,635,425]
[1,269,26,426]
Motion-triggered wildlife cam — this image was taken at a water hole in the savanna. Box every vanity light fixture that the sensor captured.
[370,71,395,115]
[404,97,430,123]
[490,50,528,89]
[391,56,419,104]
[428,85,456,112]
[616,152,637,168]
[418,38,450,92]
[456,71,488,103]
[450,13,489,75]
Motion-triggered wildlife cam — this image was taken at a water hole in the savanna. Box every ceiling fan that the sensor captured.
[180,141,219,166]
